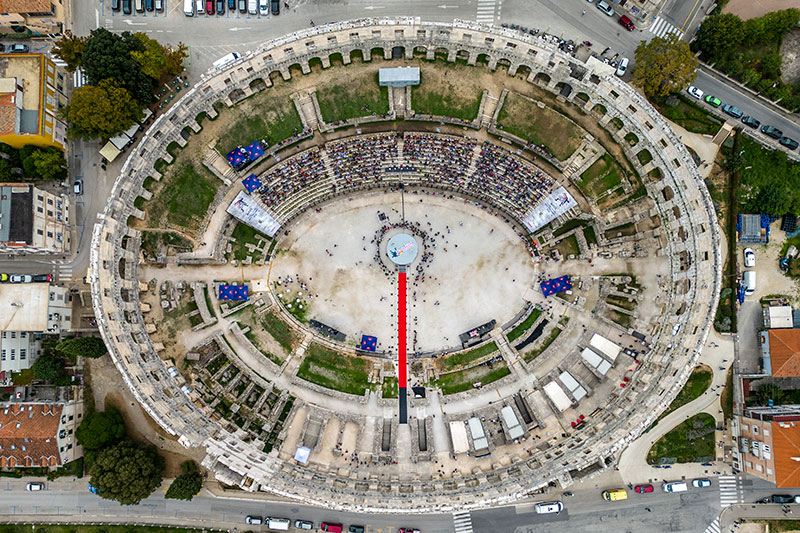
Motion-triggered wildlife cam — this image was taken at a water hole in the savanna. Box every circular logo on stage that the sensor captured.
[386,233,419,266]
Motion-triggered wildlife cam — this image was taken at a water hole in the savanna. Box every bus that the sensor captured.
[602,489,628,501]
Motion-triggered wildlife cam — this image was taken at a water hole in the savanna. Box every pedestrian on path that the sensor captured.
[581,9,586,16]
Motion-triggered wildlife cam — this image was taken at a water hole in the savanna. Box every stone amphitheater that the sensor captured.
[90,17,721,513]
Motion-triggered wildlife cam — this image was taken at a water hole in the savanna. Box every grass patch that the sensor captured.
[495,91,584,160]
[412,62,484,121]
[297,343,372,396]
[553,234,580,258]
[583,226,598,246]
[606,294,637,311]
[243,327,282,366]
[659,366,713,422]
[650,94,723,135]
[507,309,543,342]
[578,154,624,200]
[11,368,34,386]
[738,136,800,217]
[604,222,637,239]
[434,365,511,395]
[552,219,586,238]
[382,376,398,398]
[230,222,269,262]
[636,149,653,165]
[608,309,633,328]
[146,164,218,233]
[215,98,304,155]
[522,325,563,363]
[750,520,800,532]
[441,341,498,371]
[261,312,297,353]
[647,413,716,464]
[317,71,390,122]
[140,230,193,259]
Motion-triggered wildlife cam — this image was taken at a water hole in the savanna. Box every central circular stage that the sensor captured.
[270,191,536,352]
[386,233,418,266]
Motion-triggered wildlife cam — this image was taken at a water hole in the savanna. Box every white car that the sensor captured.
[27,482,44,491]
[687,86,704,100]
[258,0,268,15]
[616,57,628,77]
[535,501,563,514]
[743,247,755,268]
[10,274,33,283]
[692,478,712,488]
[596,0,614,16]
[294,520,314,531]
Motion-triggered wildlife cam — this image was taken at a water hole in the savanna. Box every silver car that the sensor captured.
[596,0,614,16]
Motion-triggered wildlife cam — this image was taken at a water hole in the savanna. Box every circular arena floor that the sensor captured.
[270,190,536,352]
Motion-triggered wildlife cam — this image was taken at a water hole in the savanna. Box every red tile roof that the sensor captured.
[772,420,800,488]
[0,403,61,468]
[0,93,16,136]
[0,0,52,14]
[768,329,800,377]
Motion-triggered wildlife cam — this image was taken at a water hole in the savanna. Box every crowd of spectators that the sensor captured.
[327,133,398,187]
[257,148,327,208]
[403,133,477,189]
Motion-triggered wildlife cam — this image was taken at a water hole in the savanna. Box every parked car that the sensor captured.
[8,44,30,53]
[0,273,8,282]
[398,529,421,533]
[686,85,703,99]
[32,274,52,282]
[618,15,635,30]
[780,136,799,151]
[596,0,614,16]
[743,247,755,268]
[535,501,563,514]
[245,516,263,525]
[761,124,783,140]
[349,526,365,533]
[216,0,224,13]
[122,0,132,13]
[10,274,33,283]
[205,0,214,13]
[270,0,278,14]
[155,0,163,10]
[112,0,121,10]
[227,0,235,9]
[741,115,760,129]
[259,0,268,15]
[144,0,154,11]
[615,57,628,77]
[692,478,712,488]
[238,0,246,12]
[772,494,794,504]
[722,104,743,119]
[26,482,44,491]
[635,484,654,493]
[704,95,722,107]
[321,524,343,533]
[73,180,83,195]
[294,521,314,531]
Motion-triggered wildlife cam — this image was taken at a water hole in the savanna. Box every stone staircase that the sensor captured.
[292,91,320,131]
[480,92,500,128]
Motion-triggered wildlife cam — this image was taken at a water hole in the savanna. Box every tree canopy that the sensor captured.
[165,471,203,500]
[88,439,164,505]
[26,147,68,181]
[52,31,87,73]
[61,80,142,140]
[32,349,68,384]
[56,336,108,360]
[633,34,699,98]
[76,408,127,451]
[694,13,745,63]
[82,29,155,106]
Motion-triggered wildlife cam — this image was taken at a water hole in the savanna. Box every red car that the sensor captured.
[618,15,635,31]
[635,484,654,493]
[320,524,343,533]
[399,529,421,533]
[205,0,214,13]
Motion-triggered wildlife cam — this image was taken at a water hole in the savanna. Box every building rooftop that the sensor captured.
[0,403,61,468]
[768,329,800,377]
[772,419,800,488]
[0,0,52,13]
[0,93,16,136]
[0,54,42,132]
[0,283,50,331]
[769,306,794,329]
[0,183,33,244]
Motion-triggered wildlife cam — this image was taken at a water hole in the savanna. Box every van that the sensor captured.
[743,271,756,296]
[662,481,688,493]
[534,501,563,514]
[183,0,193,15]
[266,517,290,531]
[247,0,257,15]
[602,489,628,501]
[135,0,144,11]
[195,0,204,14]
[212,52,241,68]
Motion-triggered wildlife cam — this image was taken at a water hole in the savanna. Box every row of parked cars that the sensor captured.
[687,85,799,151]
[183,0,279,16]
[111,0,165,14]
[244,517,420,533]
[0,273,52,283]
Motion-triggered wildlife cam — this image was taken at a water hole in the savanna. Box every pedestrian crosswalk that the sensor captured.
[703,518,721,533]
[57,263,74,281]
[453,510,474,533]
[476,0,498,24]
[649,16,684,40]
[718,474,742,507]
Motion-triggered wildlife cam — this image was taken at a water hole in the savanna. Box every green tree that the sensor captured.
[61,80,142,140]
[32,350,67,383]
[750,184,791,216]
[81,28,155,105]
[633,34,699,97]
[52,31,87,72]
[131,33,167,80]
[75,408,127,450]
[0,158,13,180]
[165,471,203,500]
[88,439,164,505]
[56,336,108,361]
[695,13,744,62]
[24,147,68,181]
[164,43,189,77]
[755,383,785,405]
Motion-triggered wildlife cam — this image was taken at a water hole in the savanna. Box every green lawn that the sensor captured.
[578,154,624,200]
[316,71,390,123]
[0,527,224,533]
[411,62,484,121]
[140,230,193,258]
[650,94,723,135]
[605,294,637,312]
[382,376,398,398]
[522,326,563,363]
[215,98,304,155]
[636,149,653,165]
[552,219,587,238]
[230,222,269,261]
[495,92,584,160]
[647,413,716,464]
[146,164,218,233]
[604,222,637,239]
[297,343,372,395]
[441,341,498,371]
[608,309,633,328]
[738,136,800,216]
[553,234,579,258]
[507,309,543,342]
[583,226,598,246]
[261,312,297,354]
[434,365,511,395]
[659,366,713,420]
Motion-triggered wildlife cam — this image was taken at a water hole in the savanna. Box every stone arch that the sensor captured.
[350,49,365,62]
[287,63,304,78]
[576,92,590,102]
[556,82,573,97]
[495,58,512,72]
[370,46,387,60]
[228,88,246,103]
[455,49,470,63]
[308,57,324,71]
[661,186,674,201]
[675,302,687,315]
[434,47,450,61]
[649,166,664,182]
[624,132,639,146]
[391,46,405,59]
[328,52,344,66]
[610,117,624,131]
[268,69,284,86]
[672,206,681,219]
[637,149,652,165]
[534,71,551,85]
[249,78,267,92]
[592,103,607,116]
[476,53,490,65]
